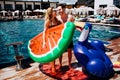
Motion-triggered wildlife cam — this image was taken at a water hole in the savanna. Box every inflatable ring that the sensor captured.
[28,22,75,63]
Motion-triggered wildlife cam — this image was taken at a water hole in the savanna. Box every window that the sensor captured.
[114,0,120,8]
[34,5,40,9]
[16,4,23,10]
[41,3,50,9]
[5,4,13,11]
[0,4,1,11]
[99,5,107,8]
[26,5,32,10]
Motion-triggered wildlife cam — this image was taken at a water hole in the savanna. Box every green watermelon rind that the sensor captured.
[28,22,75,63]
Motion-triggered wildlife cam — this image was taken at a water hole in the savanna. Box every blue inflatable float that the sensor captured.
[73,22,113,78]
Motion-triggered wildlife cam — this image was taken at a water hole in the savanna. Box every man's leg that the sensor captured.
[59,55,63,69]
[68,48,72,69]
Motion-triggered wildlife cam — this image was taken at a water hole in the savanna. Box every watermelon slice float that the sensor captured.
[28,22,75,63]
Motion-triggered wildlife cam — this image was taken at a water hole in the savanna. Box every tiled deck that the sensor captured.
[0,38,120,80]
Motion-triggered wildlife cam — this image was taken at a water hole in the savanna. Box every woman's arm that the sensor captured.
[43,20,50,47]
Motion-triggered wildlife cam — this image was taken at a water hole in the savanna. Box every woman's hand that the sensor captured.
[43,41,46,48]
[42,35,46,48]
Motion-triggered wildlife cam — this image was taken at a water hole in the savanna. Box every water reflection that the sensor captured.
[0,20,120,65]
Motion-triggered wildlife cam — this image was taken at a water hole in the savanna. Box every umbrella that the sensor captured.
[104,5,120,15]
[1,10,7,16]
[65,8,72,14]
[14,10,19,13]
[25,10,32,13]
[33,9,41,12]
[104,5,120,11]
[25,10,32,15]
[33,9,46,14]
[97,7,104,14]
[14,10,20,16]
[76,6,93,16]
[70,8,78,15]
[39,9,47,13]
[1,10,7,13]
[88,7,94,11]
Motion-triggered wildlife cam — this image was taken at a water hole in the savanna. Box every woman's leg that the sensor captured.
[50,60,56,74]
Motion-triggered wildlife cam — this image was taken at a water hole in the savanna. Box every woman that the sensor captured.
[43,7,61,74]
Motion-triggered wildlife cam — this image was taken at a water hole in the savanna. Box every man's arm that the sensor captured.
[67,15,75,22]
[56,15,64,23]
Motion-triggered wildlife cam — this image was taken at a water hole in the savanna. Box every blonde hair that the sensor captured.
[45,7,53,21]
[44,7,61,25]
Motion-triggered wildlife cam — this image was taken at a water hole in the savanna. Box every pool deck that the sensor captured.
[91,23,120,27]
[0,38,120,80]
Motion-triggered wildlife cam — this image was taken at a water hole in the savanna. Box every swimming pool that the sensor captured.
[0,19,120,65]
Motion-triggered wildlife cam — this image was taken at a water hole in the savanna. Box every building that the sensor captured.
[0,0,95,11]
[76,0,94,8]
[58,0,94,8]
[94,0,120,15]
[0,0,58,11]
[114,0,120,8]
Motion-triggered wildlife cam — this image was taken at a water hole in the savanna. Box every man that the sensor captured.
[57,4,75,23]
[56,4,75,69]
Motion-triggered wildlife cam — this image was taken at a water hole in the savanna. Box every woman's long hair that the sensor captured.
[45,7,61,25]
[45,7,53,21]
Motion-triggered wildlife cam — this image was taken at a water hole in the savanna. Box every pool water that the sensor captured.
[0,19,120,65]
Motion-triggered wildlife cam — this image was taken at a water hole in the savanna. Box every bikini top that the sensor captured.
[49,20,61,28]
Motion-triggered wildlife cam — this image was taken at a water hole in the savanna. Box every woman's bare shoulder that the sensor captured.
[44,19,51,28]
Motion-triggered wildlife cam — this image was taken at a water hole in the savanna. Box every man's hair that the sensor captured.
[57,3,66,8]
